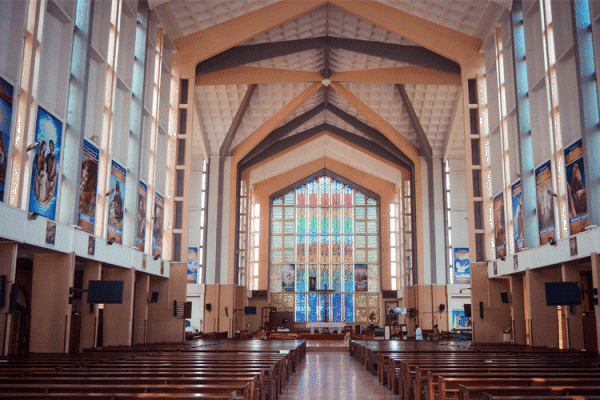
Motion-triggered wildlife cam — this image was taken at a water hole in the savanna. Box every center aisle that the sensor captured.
[278,349,397,399]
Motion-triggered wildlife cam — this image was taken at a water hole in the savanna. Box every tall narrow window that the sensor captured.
[249,198,260,291]
[238,180,248,286]
[389,201,400,291]
[403,180,413,286]
[197,158,208,283]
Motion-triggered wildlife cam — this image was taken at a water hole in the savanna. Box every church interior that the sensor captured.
[2,0,600,397]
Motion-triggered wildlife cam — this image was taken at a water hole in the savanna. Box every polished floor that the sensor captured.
[279,349,397,399]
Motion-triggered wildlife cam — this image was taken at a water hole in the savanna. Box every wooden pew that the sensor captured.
[459,385,600,400]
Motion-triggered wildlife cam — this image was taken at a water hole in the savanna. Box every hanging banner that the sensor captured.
[282,264,295,292]
[107,160,126,244]
[136,181,147,251]
[565,139,588,235]
[187,247,198,284]
[152,192,164,258]
[512,181,524,252]
[453,247,470,284]
[29,107,62,219]
[354,263,367,292]
[78,140,99,233]
[0,77,14,202]
[535,160,555,244]
[494,193,506,259]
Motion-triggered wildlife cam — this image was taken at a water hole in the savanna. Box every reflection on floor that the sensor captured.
[279,345,397,400]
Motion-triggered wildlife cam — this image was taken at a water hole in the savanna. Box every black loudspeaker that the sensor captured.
[464,303,471,317]
[479,301,484,319]
[150,291,159,303]
[439,304,445,312]
[206,303,212,311]
[0,275,6,310]
[500,291,510,303]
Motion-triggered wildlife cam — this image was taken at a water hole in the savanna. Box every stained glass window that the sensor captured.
[270,173,380,323]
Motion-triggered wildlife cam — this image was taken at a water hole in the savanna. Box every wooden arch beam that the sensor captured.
[330,66,461,86]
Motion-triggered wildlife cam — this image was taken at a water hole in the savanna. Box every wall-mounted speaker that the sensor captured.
[206,303,212,311]
[252,290,267,299]
[479,301,484,319]
[500,291,510,304]
[439,304,445,312]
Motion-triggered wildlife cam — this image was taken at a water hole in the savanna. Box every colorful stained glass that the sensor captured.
[273,197,283,206]
[356,220,366,234]
[284,235,294,249]
[308,235,318,263]
[355,249,366,263]
[308,180,318,206]
[344,264,353,292]
[284,192,295,205]
[308,293,318,322]
[367,198,377,206]
[367,206,377,220]
[343,185,353,205]
[272,220,283,234]
[332,264,341,291]
[297,236,305,262]
[320,236,329,263]
[282,264,295,292]
[271,249,282,263]
[344,236,353,262]
[355,192,365,205]
[355,235,366,249]
[331,208,341,234]
[332,293,342,322]
[283,249,295,262]
[296,293,306,322]
[320,176,330,205]
[297,208,306,234]
[284,206,295,220]
[309,208,318,234]
[368,279,379,292]
[331,236,341,263]
[368,249,378,263]
[308,264,318,291]
[368,236,378,248]
[272,206,282,220]
[284,220,294,234]
[320,207,329,234]
[368,264,378,278]
[296,186,306,206]
[296,264,306,292]
[344,208,353,234]
[271,235,282,248]
[332,180,342,205]
[320,264,330,289]
[344,293,354,322]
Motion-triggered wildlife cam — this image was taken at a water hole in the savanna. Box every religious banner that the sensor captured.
[354,263,367,292]
[0,77,14,202]
[29,107,62,219]
[512,181,524,252]
[535,161,555,244]
[453,247,470,284]
[152,192,164,258]
[565,139,588,235]
[494,193,506,259]
[282,264,295,292]
[107,160,125,244]
[136,181,147,251]
[187,247,198,284]
[77,140,98,233]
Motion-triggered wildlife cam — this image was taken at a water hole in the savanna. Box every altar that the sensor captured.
[305,322,346,334]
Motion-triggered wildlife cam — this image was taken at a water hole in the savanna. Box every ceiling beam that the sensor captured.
[231,82,323,160]
[195,66,323,85]
[221,84,257,156]
[330,66,461,86]
[172,1,326,70]
[330,0,482,66]
[329,81,420,162]
[395,84,432,159]
[327,104,412,166]
[240,123,411,172]
[443,91,463,160]
[195,37,459,76]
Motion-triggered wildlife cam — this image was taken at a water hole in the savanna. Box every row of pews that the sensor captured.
[0,339,306,400]
[350,339,600,400]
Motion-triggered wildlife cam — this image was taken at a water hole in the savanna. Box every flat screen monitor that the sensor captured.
[545,282,581,306]
[87,280,124,304]
[244,306,257,315]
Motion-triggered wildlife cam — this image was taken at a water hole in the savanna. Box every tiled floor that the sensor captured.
[279,351,398,399]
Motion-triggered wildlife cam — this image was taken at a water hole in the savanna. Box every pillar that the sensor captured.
[0,243,18,356]
[562,262,584,349]
[510,274,526,345]
[525,266,561,348]
[147,262,186,343]
[80,260,101,350]
[591,253,600,351]
[132,272,150,345]
[30,252,75,353]
[102,267,135,347]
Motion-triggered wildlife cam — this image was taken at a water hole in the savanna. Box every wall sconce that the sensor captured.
[548,236,557,246]
[499,255,506,261]
[153,253,160,261]
[26,142,41,152]
[459,287,471,294]
[28,212,38,220]
[105,188,114,196]
[107,237,115,245]
[546,189,557,198]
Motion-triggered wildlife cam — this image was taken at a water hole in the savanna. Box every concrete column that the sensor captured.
[525,266,561,348]
[30,252,75,353]
[0,243,18,356]
[562,262,584,349]
[432,158,447,285]
[102,267,135,347]
[80,261,101,350]
[420,157,432,284]
[510,274,526,345]
[471,263,510,343]
[132,272,150,345]
[205,155,220,284]
[591,253,600,351]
